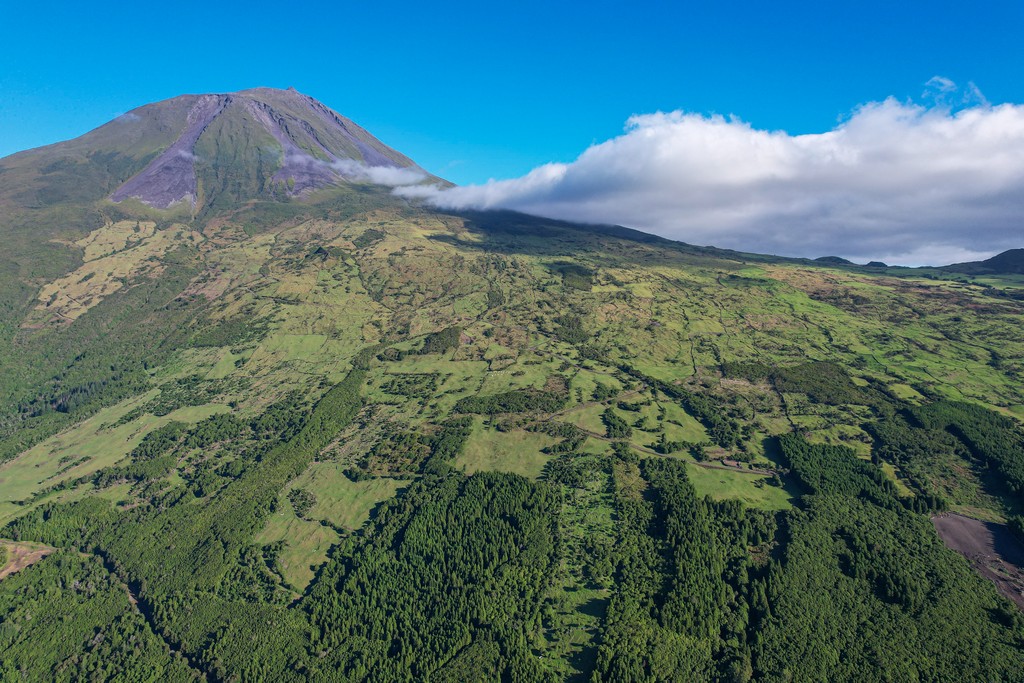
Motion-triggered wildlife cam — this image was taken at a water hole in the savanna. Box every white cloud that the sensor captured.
[398,84,1024,265]
[924,76,958,94]
[923,76,989,110]
[330,159,426,186]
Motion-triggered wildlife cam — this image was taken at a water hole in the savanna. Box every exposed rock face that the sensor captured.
[109,95,230,208]
[244,99,344,195]
[104,87,428,209]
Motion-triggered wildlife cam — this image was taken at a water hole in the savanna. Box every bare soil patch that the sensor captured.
[933,513,1024,609]
[0,540,56,580]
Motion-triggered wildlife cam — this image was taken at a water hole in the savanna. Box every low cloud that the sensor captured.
[330,159,426,186]
[399,81,1024,265]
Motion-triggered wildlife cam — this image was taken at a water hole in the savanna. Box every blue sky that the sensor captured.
[2,1,1021,185]
[3,1,1023,263]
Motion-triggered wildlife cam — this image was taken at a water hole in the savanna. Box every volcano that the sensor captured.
[1,87,433,212]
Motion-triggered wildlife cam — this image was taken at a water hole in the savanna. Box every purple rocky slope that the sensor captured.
[109,95,230,209]
[107,87,433,209]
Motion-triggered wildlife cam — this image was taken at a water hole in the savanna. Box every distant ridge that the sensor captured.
[942,249,1024,275]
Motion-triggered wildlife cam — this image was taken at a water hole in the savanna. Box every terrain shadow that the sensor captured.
[426,209,757,270]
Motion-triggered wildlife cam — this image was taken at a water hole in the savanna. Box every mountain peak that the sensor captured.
[1,88,431,212]
[107,88,427,210]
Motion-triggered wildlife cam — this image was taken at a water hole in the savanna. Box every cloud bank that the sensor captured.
[399,84,1024,265]
[330,159,427,186]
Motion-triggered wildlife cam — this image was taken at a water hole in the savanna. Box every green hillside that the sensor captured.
[944,248,1024,276]
[2,90,1024,681]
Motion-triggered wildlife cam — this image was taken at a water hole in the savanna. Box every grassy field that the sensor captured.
[563,403,609,436]
[255,510,339,591]
[538,459,616,680]
[33,223,197,324]
[290,463,403,529]
[456,420,558,479]
[256,461,406,590]
[686,462,794,510]
[880,462,915,498]
[0,395,227,524]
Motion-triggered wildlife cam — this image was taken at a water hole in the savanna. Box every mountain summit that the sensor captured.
[1,87,431,212]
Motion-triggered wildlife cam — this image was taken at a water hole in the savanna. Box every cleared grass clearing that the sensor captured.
[629,359,697,385]
[580,439,611,456]
[880,462,915,498]
[563,403,608,436]
[291,463,403,529]
[483,342,516,362]
[478,358,560,395]
[453,291,487,317]
[151,346,225,382]
[166,404,230,421]
[456,421,558,479]
[251,333,328,364]
[207,348,250,380]
[623,282,654,298]
[804,423,873,458]
[91,481,136,506]
[658,400,708,443]
[255,511,339,591]
[570,369,623,405]
[686,462,793,510]
[623,401,662,446]
[888,383,926,402]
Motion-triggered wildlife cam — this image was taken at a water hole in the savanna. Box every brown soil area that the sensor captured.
[933,513,1024,609]
[0,540,56,580]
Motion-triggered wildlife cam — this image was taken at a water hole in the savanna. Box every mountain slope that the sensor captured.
[944,248,1024,275]
[0,87,431,213]
[1,93,1024,681]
